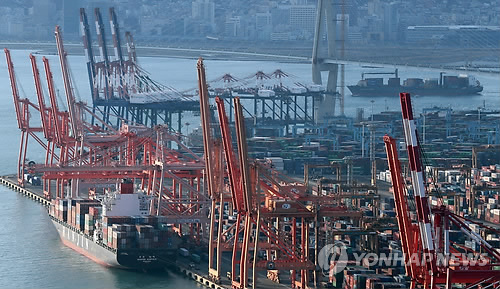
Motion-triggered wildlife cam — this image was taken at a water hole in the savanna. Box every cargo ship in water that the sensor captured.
[49,181,181,270]
[347,69,483,97]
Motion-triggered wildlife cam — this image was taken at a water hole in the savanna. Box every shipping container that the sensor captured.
[403,78,423,87]
[179,248,189,257]
[190,253,201,263]
[387,78,400,87]
[365,78,383,86]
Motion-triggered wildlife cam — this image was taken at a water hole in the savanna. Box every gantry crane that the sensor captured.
[5,27,210,241]
[5,48,44,186]
[198,58,373,289]
[384,92,500,288]
[79,8,198,128]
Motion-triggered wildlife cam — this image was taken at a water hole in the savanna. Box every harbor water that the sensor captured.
[0,185,202,288]
[0,49,498,288]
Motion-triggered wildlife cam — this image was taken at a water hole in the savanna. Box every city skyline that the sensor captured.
[0,0,497,47]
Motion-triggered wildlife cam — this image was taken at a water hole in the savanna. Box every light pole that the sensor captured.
[185,122,190,143]
[478,107,481,140]
[371,100,375,122]
[423,113,426,145]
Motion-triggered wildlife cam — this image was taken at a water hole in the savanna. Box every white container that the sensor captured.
[179,247,189,257]
[307,84,324,92]
[289,86,306,94]
[258,89,275,97]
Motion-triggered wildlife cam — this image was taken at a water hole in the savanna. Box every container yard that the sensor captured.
[2,3,500,289]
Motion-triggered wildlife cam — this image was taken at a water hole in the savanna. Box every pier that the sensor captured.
[0,176,50,207]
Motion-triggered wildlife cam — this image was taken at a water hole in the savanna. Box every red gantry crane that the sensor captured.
[198,58,370,289]
[384,92,500,289]
[5,27,210,241]
[5,48,45,186]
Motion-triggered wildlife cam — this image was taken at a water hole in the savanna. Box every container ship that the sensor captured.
[48,182,181,270]
[347,69,483,97]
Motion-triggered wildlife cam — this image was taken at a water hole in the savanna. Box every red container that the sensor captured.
[120,183,134,194]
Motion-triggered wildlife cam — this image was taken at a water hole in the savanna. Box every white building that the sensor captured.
[289,5,316,34]
[192,0,215,25]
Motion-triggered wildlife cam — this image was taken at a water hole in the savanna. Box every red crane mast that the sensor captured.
[385,92,500,288]
[400,92,438,288]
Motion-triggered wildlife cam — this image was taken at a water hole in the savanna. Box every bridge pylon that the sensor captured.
[312,0,340,123]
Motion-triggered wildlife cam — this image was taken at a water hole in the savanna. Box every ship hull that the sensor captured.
[50,216,176,270]
[347,85,483,97]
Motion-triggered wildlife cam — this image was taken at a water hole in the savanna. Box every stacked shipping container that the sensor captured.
[50,199,174,250]
[103,216,172,250]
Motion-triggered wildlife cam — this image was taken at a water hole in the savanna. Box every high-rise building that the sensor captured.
[192,0,215,25]
[225,16,242,38]
[62,0,83,38]
[190,0,215,35]
[256,12,272,40]
[289,5,316,34]
[336,13,349,41]
[33,0,57,39]
[383,2,399,42]
[256,12,271,29]
[271,6,290,27]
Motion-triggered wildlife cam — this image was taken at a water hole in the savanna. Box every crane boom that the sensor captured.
[215,96,242,210]
[94,8,112,99]
[94,8,110,65]
[109,7,125,99]
[384,135,422,284]
[4,48,23,130]
[29,54,51,140]
[399,92,437,287]
[197,58,216,198]
[125,31,137,63]
[42,57,64,146]
[79,8,97,101]
[55,26,81,139]
[234,97,252,212]
[387,92,500,287]
[109,7,124,63]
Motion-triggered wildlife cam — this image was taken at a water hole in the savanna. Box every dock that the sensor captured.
[0,176,50,206]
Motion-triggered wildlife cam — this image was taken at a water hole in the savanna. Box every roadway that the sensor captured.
[2,41,498,75]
